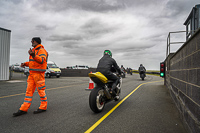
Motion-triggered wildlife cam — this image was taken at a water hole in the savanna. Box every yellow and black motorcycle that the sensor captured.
[88,72,122,113]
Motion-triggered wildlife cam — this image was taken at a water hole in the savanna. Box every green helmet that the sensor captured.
[104,50,112,57]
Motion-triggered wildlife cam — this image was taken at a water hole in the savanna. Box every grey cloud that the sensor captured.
[80,18,118,37]
[112,41,157,55]
[75,0,126,12]
[47,34,83,41]
[62,41,81,49]
[67,47,103,58]
[34,0,126,12]
[120,0,161,7]
[123,0,198,11]
[36,0,167,12]
[32,0,198,17]
[36,25,56,31]
[166,0,198,17]
[9,0,23,4]
[140,34,166,42]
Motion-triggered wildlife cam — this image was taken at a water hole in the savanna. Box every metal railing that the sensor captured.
[166,30,200,58]
[166,31,186,58]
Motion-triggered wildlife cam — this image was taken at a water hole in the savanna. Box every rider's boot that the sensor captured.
[115,86,120,94]
[111,84,117,96]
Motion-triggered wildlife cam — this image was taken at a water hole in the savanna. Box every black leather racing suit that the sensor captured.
[96,54,121,92]
[138,65,146,77]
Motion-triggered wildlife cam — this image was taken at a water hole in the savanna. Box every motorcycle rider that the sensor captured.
[127,67,132,75]
[96,50,121,95]
[121,65,125,71]
[138,64,146,77]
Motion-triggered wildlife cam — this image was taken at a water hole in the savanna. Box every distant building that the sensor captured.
[184,4,200,40]
[0,27,11,80]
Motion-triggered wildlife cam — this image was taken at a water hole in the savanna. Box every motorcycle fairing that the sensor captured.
[88,72,108,85]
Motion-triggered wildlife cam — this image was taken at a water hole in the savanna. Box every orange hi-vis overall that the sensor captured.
[20,44,48,112]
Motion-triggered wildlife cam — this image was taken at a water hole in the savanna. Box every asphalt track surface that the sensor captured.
[0,74,187,133]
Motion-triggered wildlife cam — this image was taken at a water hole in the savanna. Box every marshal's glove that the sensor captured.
[28,48,35,57]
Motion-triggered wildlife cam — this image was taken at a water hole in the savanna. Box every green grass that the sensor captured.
[146,70,159,72]
[132,70,160,77]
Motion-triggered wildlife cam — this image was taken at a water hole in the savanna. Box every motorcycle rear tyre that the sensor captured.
[89,87,105,113]
[140,73,145,80]
[141,74,144,80]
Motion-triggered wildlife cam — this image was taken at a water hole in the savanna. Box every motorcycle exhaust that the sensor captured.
[103,86,111,99]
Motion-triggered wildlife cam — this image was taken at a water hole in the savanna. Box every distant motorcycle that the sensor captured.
[127,68,132,75]
[89,72,122,113]
[140,71,145,80]
[121,68,126,78]
[129,69,132,75]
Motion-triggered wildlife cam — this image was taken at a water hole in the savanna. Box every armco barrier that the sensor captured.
[165,28,200,133]
[60,68,96,77]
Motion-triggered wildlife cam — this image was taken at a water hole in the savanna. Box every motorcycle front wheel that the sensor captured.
[89,87,105,113]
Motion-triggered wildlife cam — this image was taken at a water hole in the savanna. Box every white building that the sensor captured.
[0,27,11,80]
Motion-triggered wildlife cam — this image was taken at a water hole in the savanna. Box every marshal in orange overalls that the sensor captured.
[20,44,48,112]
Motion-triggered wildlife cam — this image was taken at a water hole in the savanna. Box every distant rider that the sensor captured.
[121,65,126,73]
[128,67,132,74]
[138,64,146,77]
[96,50,121,95]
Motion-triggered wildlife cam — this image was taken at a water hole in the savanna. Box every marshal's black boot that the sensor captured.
[13,110,27,117]
[33,109,46,114]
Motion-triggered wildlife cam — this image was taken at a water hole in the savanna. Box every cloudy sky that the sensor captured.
[0,0,199,70]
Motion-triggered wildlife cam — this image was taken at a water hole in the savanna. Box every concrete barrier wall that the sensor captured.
[165,29,200,133]
[60,68,96,77]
